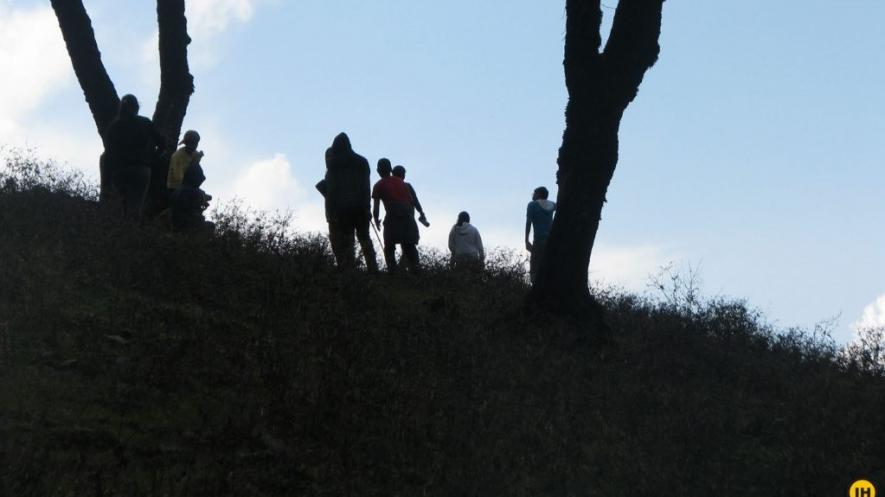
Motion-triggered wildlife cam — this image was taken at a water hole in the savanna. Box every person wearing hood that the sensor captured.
[170,158,212,232]
[103,94,165,219]
[448,211,484,269]
[525,186,556,283]
[319,133,378,272]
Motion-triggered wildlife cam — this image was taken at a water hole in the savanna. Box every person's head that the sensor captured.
[119,94,139,118]
[331,132,352,153]
[392,165,406,179]
[533,186,549,201]
[457,211,470,226]
[180,130,200,152]
[377,158,392,177]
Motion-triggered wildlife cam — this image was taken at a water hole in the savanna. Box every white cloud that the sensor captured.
[0,2,101,173]
[591,244,673,291]
[187,0,255,39]
[142,0,257,70]
[854,295,885,331]
[0,2,71,119]
[0,2,72,127]
[213,152,329,234]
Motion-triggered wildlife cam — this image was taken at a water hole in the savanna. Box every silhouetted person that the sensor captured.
[104,94,164,219]
[373,159,419,273]
[525,186,556,283]
[448,211,484,269]
[170,159,212,232]
[168,130,204,193]
[392,165,429,227]
[320,133,378,272]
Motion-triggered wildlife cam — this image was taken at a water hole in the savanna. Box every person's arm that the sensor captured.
[448,226,456,254]
[476,228,485,261]
[408,184,424,215]
[373,198,381,229]
[525,206,533,252]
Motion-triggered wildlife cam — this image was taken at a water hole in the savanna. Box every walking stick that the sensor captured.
[371,220,385,252]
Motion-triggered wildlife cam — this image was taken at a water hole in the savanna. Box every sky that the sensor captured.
[1,0,884,343]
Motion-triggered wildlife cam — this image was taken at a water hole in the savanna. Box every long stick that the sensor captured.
[371,221,385,252]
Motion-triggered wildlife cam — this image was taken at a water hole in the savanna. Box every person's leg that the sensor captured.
[335,211,355,269]
[383,244,398,273]
[402,243,420,272]
[122,166,151,220]
[529,239,546,284]
[355,215,378,272]
[328,221,345,267]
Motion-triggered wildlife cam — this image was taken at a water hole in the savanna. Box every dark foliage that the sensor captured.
[1,158,883,496]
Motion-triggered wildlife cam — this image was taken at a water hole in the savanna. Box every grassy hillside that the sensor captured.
[1,159,883,496]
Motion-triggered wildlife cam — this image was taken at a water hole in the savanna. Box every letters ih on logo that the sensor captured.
[851,480,876,497]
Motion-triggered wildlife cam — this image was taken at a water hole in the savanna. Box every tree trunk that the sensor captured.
[152,0,194,145]
[51,0,194,204]
[529,0,664,318]
[50,0,120,199]
[148,0,195,215]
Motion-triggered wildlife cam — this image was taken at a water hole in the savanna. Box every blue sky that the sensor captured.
[1,0,884,342]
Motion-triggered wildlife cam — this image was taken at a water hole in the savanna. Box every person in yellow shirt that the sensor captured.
[167,130,203,191]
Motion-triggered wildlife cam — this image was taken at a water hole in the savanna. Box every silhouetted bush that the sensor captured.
[1,154,883,496]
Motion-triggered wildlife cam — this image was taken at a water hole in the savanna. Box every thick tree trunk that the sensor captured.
[152,0,194,145]
[51,0,195,208]
[49,0,120,137]
[529,0,664,317]
[147,0,195,215]
[50,0,120,198]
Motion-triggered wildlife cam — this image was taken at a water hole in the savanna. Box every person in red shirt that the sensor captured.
[372,158,420,272]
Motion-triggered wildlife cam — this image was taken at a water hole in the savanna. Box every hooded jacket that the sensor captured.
[526,199,556,242]
[323,133,370,221]
[104,115,164,171]
[448,222,484,260]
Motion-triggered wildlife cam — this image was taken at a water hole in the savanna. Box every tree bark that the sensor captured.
[49,0,120,140]
[51,0,195,204]
[529,0,664,317]
[147,0,195,215]
[152,0,195,146]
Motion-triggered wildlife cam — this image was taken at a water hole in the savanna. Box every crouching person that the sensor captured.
[170,161,213,232]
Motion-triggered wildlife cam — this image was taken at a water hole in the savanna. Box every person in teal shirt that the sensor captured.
[525,186,556,283]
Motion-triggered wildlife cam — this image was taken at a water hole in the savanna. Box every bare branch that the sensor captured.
[603,0,665,105]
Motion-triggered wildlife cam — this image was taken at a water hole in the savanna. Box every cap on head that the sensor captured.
[392,165,406,179]
[457,211,470,225]
[180,130,200,146]
[119,94,139,117]
[534,186,549,200]
[377,158,392,176]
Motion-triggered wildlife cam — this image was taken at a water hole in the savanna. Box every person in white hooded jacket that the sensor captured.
[448,211,485,267]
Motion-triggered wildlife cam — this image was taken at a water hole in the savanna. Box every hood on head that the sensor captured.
[331,132,352,154]
[455,222,473,234]
[536,199,556,212]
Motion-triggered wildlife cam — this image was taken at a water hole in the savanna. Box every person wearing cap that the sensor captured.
[167,130,203,192]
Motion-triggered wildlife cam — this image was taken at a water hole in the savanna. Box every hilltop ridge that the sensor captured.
[0,162,883,496]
